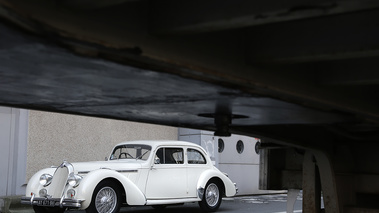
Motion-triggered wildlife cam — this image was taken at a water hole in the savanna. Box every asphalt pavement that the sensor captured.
[11,193,303,213]
[108,193,303,213]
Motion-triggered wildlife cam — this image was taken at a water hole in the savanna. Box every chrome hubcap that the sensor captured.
[95,187,117,213]
[205,183,219,207]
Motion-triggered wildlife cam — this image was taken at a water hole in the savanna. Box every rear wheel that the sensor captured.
[86,180,122,213]
[198,180,223,212]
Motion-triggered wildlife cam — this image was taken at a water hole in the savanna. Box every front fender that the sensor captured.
[197,169,237,198]
[75,169,146,209]
[25,168,56,197]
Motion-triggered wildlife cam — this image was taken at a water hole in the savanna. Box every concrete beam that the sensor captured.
[246,8,379,63]
[150,0,379,34]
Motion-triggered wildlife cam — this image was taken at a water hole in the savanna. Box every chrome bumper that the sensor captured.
[21,195,84,208]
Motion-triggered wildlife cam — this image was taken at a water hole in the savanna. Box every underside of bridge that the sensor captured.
[1,0,379,212]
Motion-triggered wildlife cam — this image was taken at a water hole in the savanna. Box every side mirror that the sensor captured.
[105,157,108,161]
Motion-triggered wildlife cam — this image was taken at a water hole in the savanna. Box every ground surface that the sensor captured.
[15,193,304,213]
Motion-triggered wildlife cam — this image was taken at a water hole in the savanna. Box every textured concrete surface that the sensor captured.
[26,110,178,180]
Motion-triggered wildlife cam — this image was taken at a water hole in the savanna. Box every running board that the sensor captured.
[146,198,201,205]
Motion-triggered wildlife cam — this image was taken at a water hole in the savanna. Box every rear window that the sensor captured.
[155,148,184,164]
[187,148,206,164]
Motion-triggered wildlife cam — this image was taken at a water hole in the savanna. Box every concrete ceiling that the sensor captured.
[1,0,379,148]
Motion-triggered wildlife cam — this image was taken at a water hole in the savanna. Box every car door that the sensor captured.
[145,147,188,199]
[186,148,209,197]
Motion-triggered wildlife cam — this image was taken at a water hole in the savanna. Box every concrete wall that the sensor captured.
[26,110,178,180]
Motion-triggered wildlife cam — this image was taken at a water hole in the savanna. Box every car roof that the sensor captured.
[114,140,205,151]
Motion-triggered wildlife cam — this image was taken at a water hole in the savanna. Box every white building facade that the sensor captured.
[179,128,279,195]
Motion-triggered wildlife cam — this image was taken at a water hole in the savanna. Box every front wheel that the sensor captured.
[86,180,122,213]
[198,180,222,212]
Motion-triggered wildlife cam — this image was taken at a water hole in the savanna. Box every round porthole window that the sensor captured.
[218,139,225,153]
[236,140,244,154]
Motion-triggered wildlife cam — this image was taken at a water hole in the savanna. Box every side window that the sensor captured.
[187,148,206,164]
[155,148,184,164]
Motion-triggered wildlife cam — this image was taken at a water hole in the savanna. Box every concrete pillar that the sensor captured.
[0,107,28,197]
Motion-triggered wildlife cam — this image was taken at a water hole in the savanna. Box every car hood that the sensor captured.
[71,160,143,174]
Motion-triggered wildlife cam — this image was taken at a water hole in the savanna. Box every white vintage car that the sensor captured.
[22,140,237,213]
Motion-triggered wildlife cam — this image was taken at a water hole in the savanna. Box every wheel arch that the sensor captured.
[98,177,126,200]
[75,169,146,209]
[197,170,236,199]
[208,177,226,196]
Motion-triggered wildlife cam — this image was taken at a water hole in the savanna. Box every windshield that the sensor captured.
[110,144,152,161]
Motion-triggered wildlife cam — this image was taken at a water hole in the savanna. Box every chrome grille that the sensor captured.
[47,161,73,198]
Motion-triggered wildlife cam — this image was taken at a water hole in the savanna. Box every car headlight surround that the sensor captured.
[67,189,76,198]
[39,188,48,197]
[67,174,83,187]
[39,174,53,187]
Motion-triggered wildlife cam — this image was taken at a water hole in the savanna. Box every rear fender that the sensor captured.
[197,169,237,198]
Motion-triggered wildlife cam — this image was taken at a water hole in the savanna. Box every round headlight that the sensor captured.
[39,174,53,186]
[67,174,83,187]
